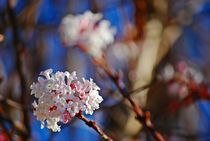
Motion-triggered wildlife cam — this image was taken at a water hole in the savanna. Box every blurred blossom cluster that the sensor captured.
[31,69,103,132]
[160,61,204,98]
[60,11,116,58]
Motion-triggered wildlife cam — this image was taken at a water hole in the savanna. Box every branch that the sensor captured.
[76,45,165,141]
[0,94,33,112]
[6,1,30,139]
[76,111,113,141]
[128,82,154,96]
[0,95,24,110]
[94,58,165,141]
[0,114,28,137]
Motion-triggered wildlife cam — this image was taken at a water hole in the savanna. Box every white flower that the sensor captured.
[160,62,203,84]
[31,69,103,132]
[60,11,116,58]
[161,64,175,81]
[160,62,204,99]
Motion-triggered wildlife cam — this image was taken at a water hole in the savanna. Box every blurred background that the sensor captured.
[1,0,210,141]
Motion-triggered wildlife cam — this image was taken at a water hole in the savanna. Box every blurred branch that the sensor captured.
[0,95,32,110]
[0,114,28,138]
[17,0,41,27]
[0,34,4,43]
[76,111,113,141]
[6,1,30,139]
[128,82,154,96]
[0,95,23,110]
[98,83,152,112]
[133,0,149,39]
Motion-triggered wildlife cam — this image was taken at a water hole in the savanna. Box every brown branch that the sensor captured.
[0,95,23,110]
[128,82,154,96]
[98,84,153,111]
[76,45,165,141]
[94,58,165,141]
[0,94,33,111]
[76,111,113,141]
[6,1,30,139]
[0,114,28,138]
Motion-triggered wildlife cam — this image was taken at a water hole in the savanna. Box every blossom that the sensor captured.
[60,11,116,58]
[161,62,203,84]
[160,61,204,98]
[31,69,103,132]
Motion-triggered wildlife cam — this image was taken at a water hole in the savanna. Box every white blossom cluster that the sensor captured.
[60,11,116,58]
[160,61,204,98]
[31,69,103,132]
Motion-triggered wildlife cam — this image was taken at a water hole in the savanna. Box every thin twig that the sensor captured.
[128,83,153,96]
[76,111,113,141]
[0,95,23,110]
[0,95,33,111]
[99,83,153,111]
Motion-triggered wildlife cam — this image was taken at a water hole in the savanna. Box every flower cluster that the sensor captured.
[60,11,116,58]
[31,69,103,132]
[160,61,204,98]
